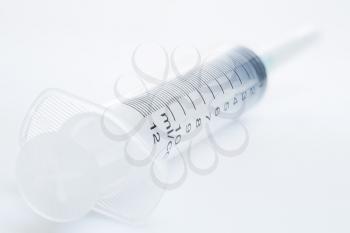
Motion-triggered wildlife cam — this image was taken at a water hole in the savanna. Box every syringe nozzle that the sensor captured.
[261,28,321,72]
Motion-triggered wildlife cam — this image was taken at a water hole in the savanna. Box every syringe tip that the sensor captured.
[261,27,321,72]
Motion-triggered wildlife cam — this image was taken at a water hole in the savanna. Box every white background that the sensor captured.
[1,0,350,232]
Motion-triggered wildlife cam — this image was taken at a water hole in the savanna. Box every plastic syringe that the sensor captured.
[16,30,319,223]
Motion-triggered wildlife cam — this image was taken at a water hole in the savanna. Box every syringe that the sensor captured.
[16,30,318,223]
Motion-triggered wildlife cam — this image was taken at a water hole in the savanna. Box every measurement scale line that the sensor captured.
[209,64,234,90]
[221,72,234,89]
[214,77,225,94]
[183,79,206,104]
[128,93,160,115]
[165,104,176,121]
[228,54,252,81]
[156,88,187,116]
[231,68,242,85]
[203,81,216,99]
[160,84,188,116]
[175,98,187,116]
[202,69,225,94]
[169,83,197,110]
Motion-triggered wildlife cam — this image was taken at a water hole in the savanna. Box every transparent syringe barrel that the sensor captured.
[102,47,267,163]
[16,47,268,223]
